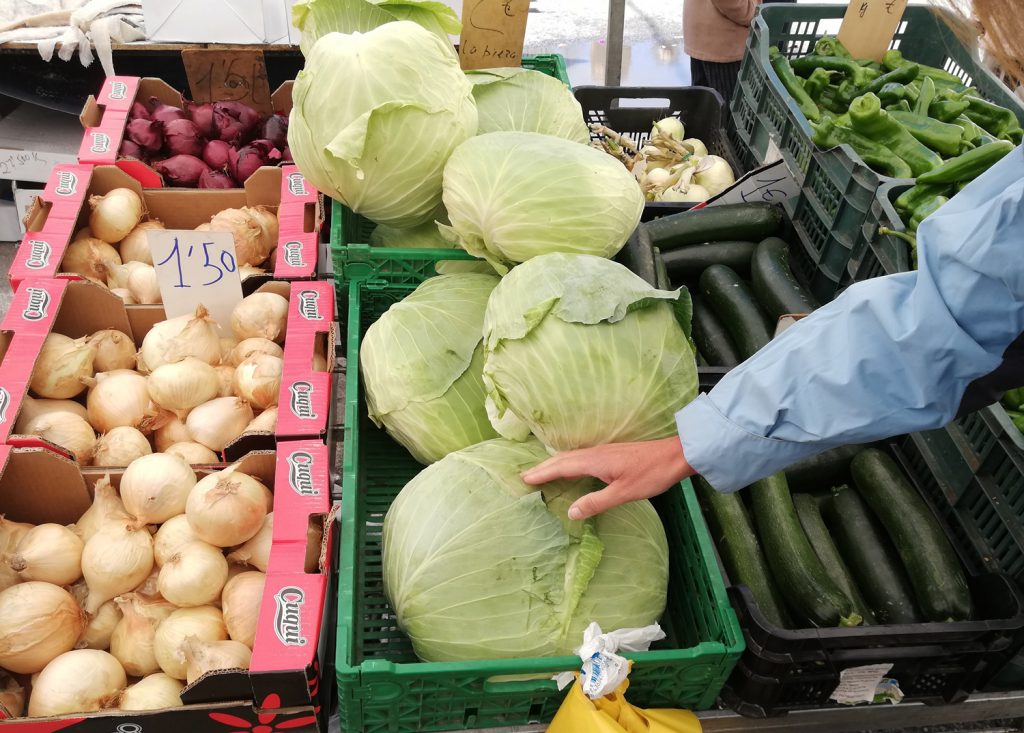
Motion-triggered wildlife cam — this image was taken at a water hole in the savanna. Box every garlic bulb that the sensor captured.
[93,426,152,467]
[24,412,96,464]
[106,260,147,290]
[29,333,95,399]
[118,220,164,265]
[186,466,271,547]
[221,571,265,648]
[148,358,220,412]
[87,329,137,371]
[0,582,87,673]
[153,606,227,680]
[74,475,126,544]
[89,187,144,242]
[231,292,289,344]
[165,442,220,465]
[128,264,162,305]
[75,599,122,651]
[215,365,236,397]
[81,519,155,614]
[139,306,221,371]
[119,673,184,711]
[244,406,277,434]
[183,637,252,684]
[8,523,83,585]
[186,397,254,452]
[15,396,89,433]
[228,337,283,367]
[85,369,151,432]
[28,649,127,717]
[227,513,272,571]
[61,237,122,284]
[111,593,175,676]
[153,414,193,451]
[154,514,201,567]
[111,287,138,304]
[0,671,25,718]
[210,207,272,267]
[233,354,283,410]
[121,453,197,526]
[158,541,228,607]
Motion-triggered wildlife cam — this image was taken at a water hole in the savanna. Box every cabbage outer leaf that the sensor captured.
[466,68,590,143]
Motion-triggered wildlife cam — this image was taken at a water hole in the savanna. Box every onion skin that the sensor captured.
[202,139,233,170]
[119,673,184,711]
[185,100,216,138]
[213,101,260,145]
[89,188,144,243]
[28,649,127,717]
[153,155,210,187]
[229,141,271,183]
[0,582,87,674]
[164,118,203,158]
[126,119,163,153]
[199,169,236,189]
[130,101,151,121]
[262,114,288,149]
[119,139,145,160]
[149,96,188,125]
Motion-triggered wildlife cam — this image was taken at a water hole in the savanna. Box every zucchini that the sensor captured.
[793,493,877,624]
[749,472,861,627]
[698,265,774,359]
[750,237,819,320]
[696,477,791,628]
[692,298,741,367]
[851,448,973,621]
[645,203,784,251]
[783,444,864,491]
[823,485,921,624]
[661,241,757,279]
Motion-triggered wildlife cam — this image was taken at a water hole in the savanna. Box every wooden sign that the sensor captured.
[148,229,243,334]
[182,48,273,114]
[459,0,530,71]
[837,0,909,62]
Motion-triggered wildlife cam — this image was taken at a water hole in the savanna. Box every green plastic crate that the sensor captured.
[335,249,744,732]
[521,53,571,85]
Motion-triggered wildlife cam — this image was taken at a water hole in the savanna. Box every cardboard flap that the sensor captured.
[97,77,140,111]
[271,81,294,114]
[250,572,326,672]
[1,278,66,335]
[288,281,332,331]
[244,167,283,207]
[229,449,277,487]
[53,280,133,339]
[0,447,92,525]
[271,441,330,557]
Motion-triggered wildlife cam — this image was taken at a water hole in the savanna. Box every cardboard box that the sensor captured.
[0,442,334,728]
[78,76,297,189]
[0,103,80,183]
[0,277,335,463]
[143,0,292,44]
[10,165,320,289]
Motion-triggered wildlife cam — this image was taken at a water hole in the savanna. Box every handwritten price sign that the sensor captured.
[703,159,800,208]
[837,0,908,61]
[459,0,530,71]
[147,230,243,333]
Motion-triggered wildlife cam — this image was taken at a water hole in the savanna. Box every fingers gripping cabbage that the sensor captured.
[383,437,668,661]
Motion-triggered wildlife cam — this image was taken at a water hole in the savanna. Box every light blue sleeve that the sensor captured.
[676,146,1024,492]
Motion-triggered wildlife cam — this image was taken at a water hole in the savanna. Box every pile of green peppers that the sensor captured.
[1001,388,1024,434]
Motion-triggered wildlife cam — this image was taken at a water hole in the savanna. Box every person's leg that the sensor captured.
[690,58,742,106]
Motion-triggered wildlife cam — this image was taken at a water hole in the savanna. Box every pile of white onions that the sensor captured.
[19,290,293,466]
[590,117,735,203]
[63,190,280,303]
[0,457,272,717]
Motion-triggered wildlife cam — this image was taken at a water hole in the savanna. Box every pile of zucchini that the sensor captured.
[697,447,974,629]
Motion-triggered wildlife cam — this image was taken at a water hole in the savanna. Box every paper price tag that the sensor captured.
[459,0,530,71]
[703,159,801,208]
[838,0,909,62]
[148,230,243,334]
[829,663,893,705]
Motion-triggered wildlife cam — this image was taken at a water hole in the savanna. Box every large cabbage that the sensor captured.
[441,132,644,273]
[293,0,461,55]
[288,22,477,228]
[466,68,590,143]
[361,273,501,463]
[383,437,668,661]
[483,253,697,451]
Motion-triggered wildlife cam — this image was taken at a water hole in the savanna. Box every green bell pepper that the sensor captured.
[842,64,919,106]
[915,140,1015,184]
[811,116,913,178]
[964,96,1023,143]
[769,47,821,122]
[894,182,951,214]
[887,110,964,157]
[929,98,971,122]
[914,77,936,116]
[1005,410,1024,434]
[909,195,949,231]
[803,67,836,102]
[886,101,912,112]
[790,54,873,86]
[848,93,943,176]
[952,115,983,144]
[814,36,852,58]
[878,82,908,106]
[1002,387,1024,411]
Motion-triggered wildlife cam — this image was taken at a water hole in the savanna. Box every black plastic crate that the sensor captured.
[575,86,751,222]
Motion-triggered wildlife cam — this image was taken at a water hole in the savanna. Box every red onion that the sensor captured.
[199,169,237,189]
[148,97,188,125]
[153,155,210,187]
[213,101,261,144]
[268,148,283,163]
[262,114,288,149]
[185,101,216,138]
[202,139,233,171]
[126,119,163,153]
[130,102,150,121]
[119,139,144,159]
[229,141,272,183]
[164,118,203,157]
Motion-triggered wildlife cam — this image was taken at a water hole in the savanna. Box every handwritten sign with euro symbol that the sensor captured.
[459,0,530,71]
[837,0,909,62]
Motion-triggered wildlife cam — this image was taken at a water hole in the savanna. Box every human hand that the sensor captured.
[520,436,694,520]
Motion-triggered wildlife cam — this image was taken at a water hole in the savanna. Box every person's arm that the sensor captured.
[709,0,759,27]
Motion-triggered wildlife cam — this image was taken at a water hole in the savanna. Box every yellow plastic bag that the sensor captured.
[548,676,702,733]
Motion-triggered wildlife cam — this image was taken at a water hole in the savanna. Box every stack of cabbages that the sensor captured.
[288,0,699,663]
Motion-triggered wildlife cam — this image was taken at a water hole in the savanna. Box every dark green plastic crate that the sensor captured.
[336,252,744,732]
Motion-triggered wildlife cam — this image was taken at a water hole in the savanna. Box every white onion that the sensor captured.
[7,523,83,585]
[229,337,283,367]
[28,649,127,717]
[140,306,221,372]
[61,237,122,284]
[0,670,25,717]
[23,412,96,464]
[128,264,163,304]
[15,396,89,433]
[106,260,147,290]
[85,369,151,433]
[165,442,220,465]
[231,292,289,344]
[110,593,175,676]
[209,208,272,268]
[75,599,121,651]
[219,336,239,363]
[215,365,236,397]
[81,519,154,614]
[186,397,254,452]
[244,406,277,434]
[227,513,272,572]
[154,414,193,451]
[87,329,137,371]
[249,206,279,253]
[153,514,200,566]
[153,606,227,680]
[148,358,220,412]
[89,187,144,243]
[74,475,126,544]
[119,220,164,264]
[29,333,95,399]
[134,567,162,599]
[183,637,252,684]
[158,541,228,607]
[0,582,87,673]
[221,571,265,648]
[233,354,282,410]
[121,453,197,526]
[119,673,184,711]
[0,518,31,594]
[111,287,138,304]
[93,426,152,467]
[185,466,271,547]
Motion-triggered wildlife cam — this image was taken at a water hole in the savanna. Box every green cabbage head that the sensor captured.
[466,68,590,143]
[288,21,477,228]
[383,437,668,661]
[361,273,500,463]
[293,0,461,55]
[483,253,697,451]
[441,132,644,274]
